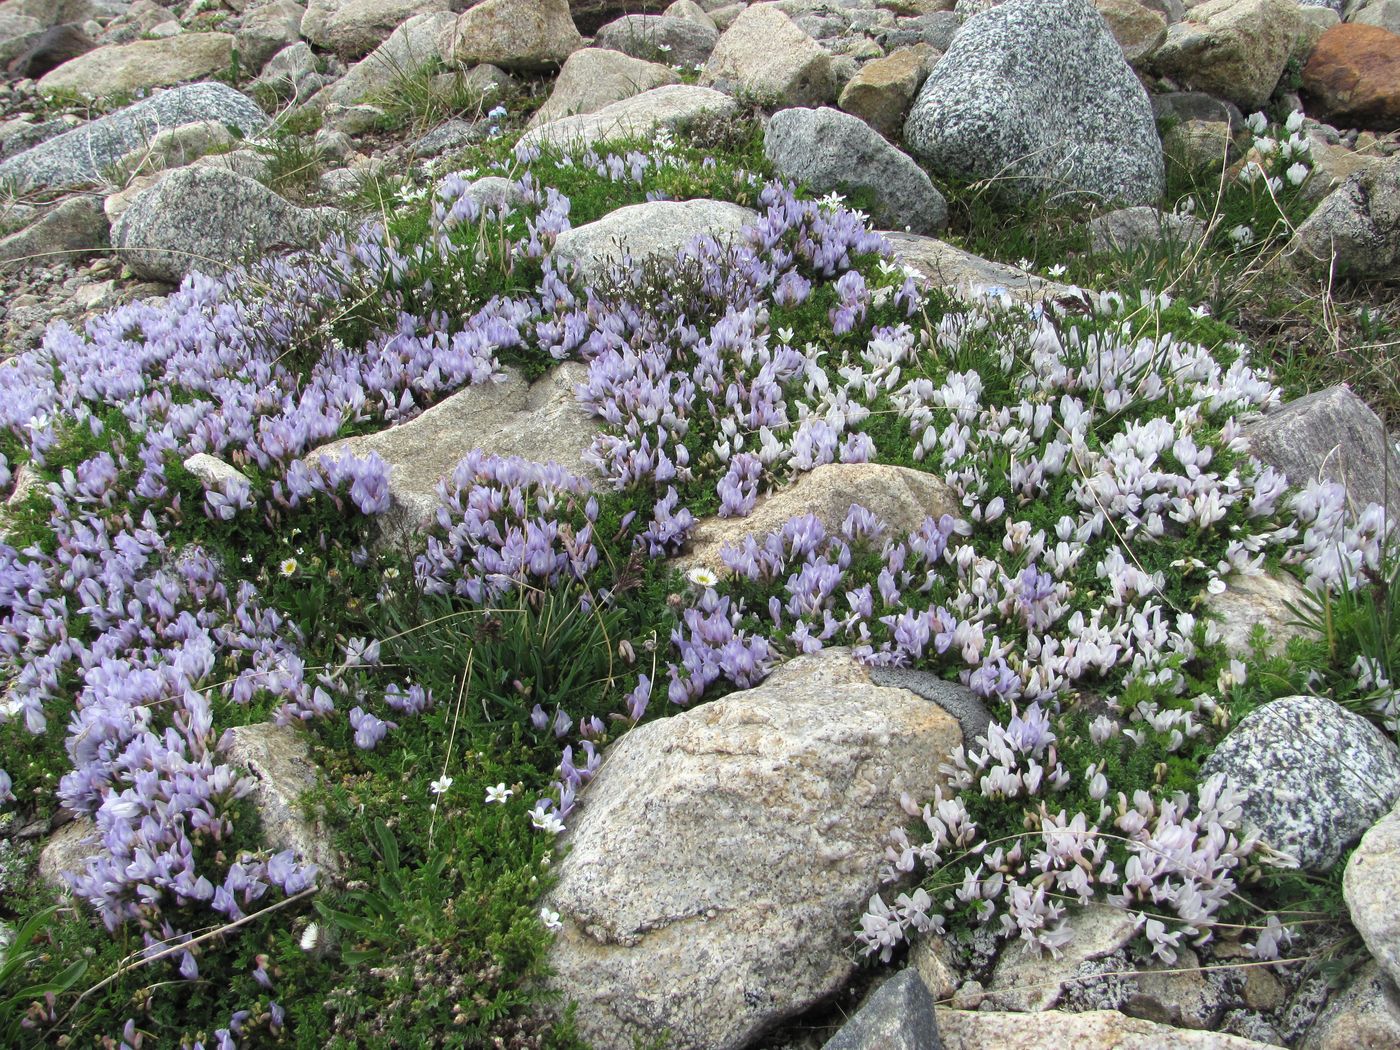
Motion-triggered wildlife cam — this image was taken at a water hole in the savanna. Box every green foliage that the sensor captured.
[0,907,87,1043]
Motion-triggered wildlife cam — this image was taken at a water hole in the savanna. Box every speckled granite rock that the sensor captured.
[518,83,737,151]
[938,1008,1283,1049]
[765,106,947,233]
[822,969,941,1050]
[437,0,584,71]
[702,3,836,106]
[866,666,991,743]
[1300,962,1400,1050]
[0,83,267,190]
[903,0,1164,205]
[1345,799,1400,989]
[528,47,678,128]
[1201,695,1400,870]
[551,198,756,282]
[1290,157,1400,283]
[112,167,341,283]
[0,196,108,273]
[37,34,236,97]
[594,13,718,68]
[543,647,963,1050]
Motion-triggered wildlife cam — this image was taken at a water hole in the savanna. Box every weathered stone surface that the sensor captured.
[438,0,584,71]
[183,453,248,491]
[544,647,964,1050]
[222,723,338,874]
[985,904,1139,1011]
[1122,948,1225,1029]
[115,119,238,177]
[36,818,100,893]
[594,13,719,67]
[904,0,1164,206]
[254,41,326,101]
[938,1009,1282,1048]
[529,47,679,128]
[1301,23,1400,133]
[766,107,946,233]
[666,0,717,30]
[234,0,305,72]
[307,364,600,543]
[552,198,756,282]
[1243,384,1400,524]
[823,969,941,1050]
[1087,205,1207,253]
[1355,0,1400,34]
[884,231,1079,303]
[6,23,95,81]
[1162,119,1235,172]
[702,4,836,106]
[0,83,267,190]
[866,667,991,743]
[1301,963,1400,1050]
[301,0,448,58]
[112,167,340,284]
[1201,694,1400,870]
[682,462,960,575]
[837,44,937,139]
[519,83,737,151]
[318,11,455,107]
[1345,799,1400,989]
[0,196,108,272]
[1096,0,1168,64]
[1151,0,1300,110]
[1202,571,1315,659]
[37,34,236,97]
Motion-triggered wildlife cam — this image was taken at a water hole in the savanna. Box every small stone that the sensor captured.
[1122,947,1225,1029]
[985,904,1139,1011]
[0,196,108,273]
[665,0,717,31]
[253,40,326,102]
[1344,798,1400,989]
[1201,694,1400,870]
[938,1009,1284,1048]
[821,969,941,1050]
[36,819,100,892]
[1202,571,1316,659]
[437,0,584,72]
[222,722,339,875]
[837,43,938,139]
[765,106,947,233]
[234,0,305,72]
[702,4,836,106]
[1087,205,1207,253]
[318,12,456,108]
[300,0,449,59]
[1095,0,1168,65]
[884,231,1078,303]
[6,23,96,81]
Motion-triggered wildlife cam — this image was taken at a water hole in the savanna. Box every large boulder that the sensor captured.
[1301,23,1400,134]
[764,107,948,234]
[317,11,456,108]
[681,462,960,577]
[837,44,938,140]
[0,196,108,273]
[518,83,737,151]
[0,83,267,190]
[542,648,964,1050]
[903,0,1164,206]
[306,364,601,544]
[551,198,757,283]
[111,167,340,284]
[300,0,449,59]
[1243,384,1400,524]
[234,0,306,73]
[1200,694,1400,870]
[1149,0,1300,111]
[528,47,679,128]
[1345,799,1400,989]
[1300,963,1400,1050]
[593,13,719,68]
[437,0,584,71]
[702,4,836,106]
[37,34,236,97]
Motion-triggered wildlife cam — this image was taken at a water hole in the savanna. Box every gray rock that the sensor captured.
[837,43,939,140]
[36,818,101,893]
[306,364,601,546]
[234,0,306,73]
[903,0,1164,206]
[1354,0,1400,33]
[666,0,717,30]
[0,83,267,190]
[1202,571,1316,659]
[702,3,836,106]
[880,11,963,51]
[1244,385,1400,525]
[222,722,338,875]
[1150,90,1245,132]
[986,904,1139,1011]
[253,40,326,102]
[317,11,455,108]
[867,667,990,743]
[938,1009,1283,1048]
[5,23,96,81]
[112,166,341,283]
[551,198,756,283]
[300,0,449,59]
[0,117,78,162]
[884,230,1078,304]
[436,0,584,71]
[1149,0,1300,111]
[518,82,737,152]
[114,119,238,177]
[183,453,248,490]
[543,648,964,1050]
[594,13,719,67]
[1290,156,1400,282]
[529,47,679,129]
[1201,694,1400,870]
[0,196,108,272]
[1344,799,1400,989]
[409,118,486,158]
[1087,205,1207,253]
[37,33,236,97]
[1121,948,1226,1029]
[1300,963,1400,1050]
[765,107,947,234]
[823,969,941,1050]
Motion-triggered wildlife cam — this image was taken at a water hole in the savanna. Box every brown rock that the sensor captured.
[1096,0,1168,66]
[438,0,584,71]
[1302,24,1400,133]
[6,23,94,81]
[837,43,939,139]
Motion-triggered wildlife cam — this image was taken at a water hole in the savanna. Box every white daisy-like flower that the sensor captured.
[686,566,719,588]
[539,907,562,931]
[279,558,298,577]
[485,782,513,804]
[430,775,454,795]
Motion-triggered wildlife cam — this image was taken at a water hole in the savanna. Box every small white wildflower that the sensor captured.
[1286,162,1309,186]
[300,922,323,952]
[279,558,298,577]
[1285,109,1304,134]
[430,775,454,796]
[539,907,562,931]
[485,782,514,804]
[1045,263,1067,278]
[1206,577,1228,595]
[686,566,719,588]
[819,191,846,210]
[1016,257,1034,271]
[1227,225,1255,247]
[1246,111,1268,135]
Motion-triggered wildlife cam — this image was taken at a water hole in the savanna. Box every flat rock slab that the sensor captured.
[938,1008,1282,1049]
[306,363,600,545]
[883,231,1079,304]
[223,722,339,875]
[1201,694,1400,870]
[544,647,963,1050]
[38,34,236,98]
[680,461,961,576]
[1344,799,1400,989]
[552,197,756,283]
[518,83,738,152]
[1201,571,1316,659]
[1244,384,1400,524]
[0,82,267,191]
[984,904,1139,1012]
[528,47,679,128]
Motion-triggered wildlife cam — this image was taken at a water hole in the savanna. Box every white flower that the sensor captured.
[1286,162,1309,187]
[1227,225,1255,247]
[430,775,454,795]
[532,808,566,834]
[1246,111,1268,135]
[686,566,719,588]
[1045,263,1067,278]
[279,558,298,577]
[1206,577,1228,595]
[485,782,513,804]
[819,191,846,210]
[300,922,323,952]
[1285,108,1304,134]
[539,907,562,931]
